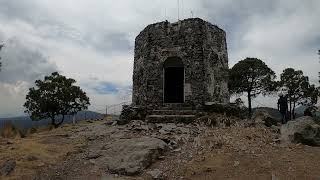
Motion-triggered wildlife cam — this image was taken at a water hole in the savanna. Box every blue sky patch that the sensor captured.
[94,82,120,94]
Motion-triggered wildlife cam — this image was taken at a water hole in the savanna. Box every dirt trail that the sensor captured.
[1,119,320,180]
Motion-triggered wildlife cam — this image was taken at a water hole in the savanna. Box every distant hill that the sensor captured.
[0,111,104,131]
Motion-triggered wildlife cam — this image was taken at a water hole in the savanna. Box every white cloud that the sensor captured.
[0,81,30,117]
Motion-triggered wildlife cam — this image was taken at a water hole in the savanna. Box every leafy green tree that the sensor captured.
[280,68,318,119]
[24,72,90,128]
[229,58,276,117]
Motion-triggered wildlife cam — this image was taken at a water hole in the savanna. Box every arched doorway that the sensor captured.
[163,57,184,103]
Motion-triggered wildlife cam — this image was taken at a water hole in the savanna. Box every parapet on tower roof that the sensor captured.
[136,18,226,41]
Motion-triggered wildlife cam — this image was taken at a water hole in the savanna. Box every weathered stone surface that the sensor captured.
[120,105,150,123]
[0,160,16,176]
[147,169,164,179]
[132,18,229,108]
[146,115,196,124]
[98,137,167,175]
[281,116,320,146]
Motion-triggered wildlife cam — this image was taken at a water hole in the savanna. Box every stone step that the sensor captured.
[152,110,197,115]
[146,115,196,124]
[161,103,193,110]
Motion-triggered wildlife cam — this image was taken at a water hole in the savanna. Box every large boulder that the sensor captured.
[281,116,320,146]
[204,103,247,119]
[98,137,167,175]
[253,109,280,127]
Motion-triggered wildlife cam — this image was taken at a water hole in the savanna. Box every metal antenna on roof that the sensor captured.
[177,0,180,20]
[164,7,167,20]
[181,0,184,19]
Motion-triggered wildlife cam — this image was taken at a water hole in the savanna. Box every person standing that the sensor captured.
[278,94,288,124]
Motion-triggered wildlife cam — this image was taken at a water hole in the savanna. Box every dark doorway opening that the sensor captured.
[164,57,184,103]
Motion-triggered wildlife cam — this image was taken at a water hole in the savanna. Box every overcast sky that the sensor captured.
[0,0,319,117]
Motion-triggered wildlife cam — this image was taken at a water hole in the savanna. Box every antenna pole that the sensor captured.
[181,0,184,19]
[178,0,180,20]
[165,8,167,20]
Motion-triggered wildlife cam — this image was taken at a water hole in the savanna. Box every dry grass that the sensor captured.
[0,122,89,180]
[0,121,28,138]
[1,121,17,138]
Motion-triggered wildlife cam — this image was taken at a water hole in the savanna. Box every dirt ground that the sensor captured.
[1,119,320,180]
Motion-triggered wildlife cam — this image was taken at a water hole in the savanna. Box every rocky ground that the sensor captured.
[1,114,320,180]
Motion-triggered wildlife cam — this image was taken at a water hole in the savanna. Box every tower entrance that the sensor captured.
[163,57,184,103]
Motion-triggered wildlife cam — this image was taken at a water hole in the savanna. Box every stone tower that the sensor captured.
[132,18,229,108]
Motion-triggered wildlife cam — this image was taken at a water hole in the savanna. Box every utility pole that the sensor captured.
[106,105,108,116]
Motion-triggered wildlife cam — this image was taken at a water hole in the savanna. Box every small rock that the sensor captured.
[86,152,102,160]
[205,168,213,172]
[37,162,45,167]
[158,156,165,160]
[271,125,280,134]
[6,141,13,145]
[89,159,96,165]
[233,161,240,167]
[147,169,163,179]
[87,135,98,141]
[0,160,16,176]
[25,155,39,161]
[105,120,114,126]
[168,140,178,149]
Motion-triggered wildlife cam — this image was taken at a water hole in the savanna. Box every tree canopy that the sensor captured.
[280,68,318,119]
[24,72,90,128]
[229,57,276,117]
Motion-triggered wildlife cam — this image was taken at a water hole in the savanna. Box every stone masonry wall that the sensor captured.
[132,18,229,108]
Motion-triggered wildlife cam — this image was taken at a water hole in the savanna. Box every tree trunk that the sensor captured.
[289,98,292,120]
[51,117,56,127]
[53,114,65,128]
[248,91,252,118]
[293,100,296,119]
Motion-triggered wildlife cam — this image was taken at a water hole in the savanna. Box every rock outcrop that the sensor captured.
[0,160,16,176]
[98,137,167,175]
[281,116,320,146]
[253,109,279,127]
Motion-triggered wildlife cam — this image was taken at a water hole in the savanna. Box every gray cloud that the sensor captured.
[82,32,133,55]
[0,36,58,84]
